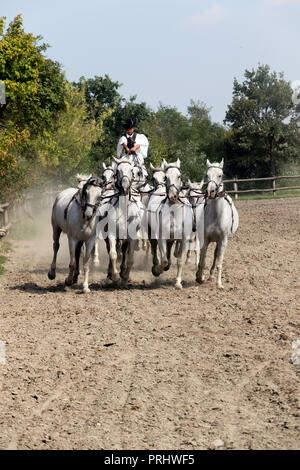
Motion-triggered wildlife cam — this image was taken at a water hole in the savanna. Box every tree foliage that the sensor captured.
[224,64,300,177]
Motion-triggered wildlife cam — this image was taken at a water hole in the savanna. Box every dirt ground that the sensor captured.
[0,197,299,450]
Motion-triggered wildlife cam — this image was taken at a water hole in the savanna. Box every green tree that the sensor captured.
[224,64,300,177]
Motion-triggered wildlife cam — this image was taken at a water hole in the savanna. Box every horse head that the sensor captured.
[113,157,134,195]
[132,165,145,185]
[81,176,103,220]
[205,159,224,199]
[163,159,182,204]
[76,174,92,190]
[102,163,115,189]
[150,162,166,189]
[187,179,204,207]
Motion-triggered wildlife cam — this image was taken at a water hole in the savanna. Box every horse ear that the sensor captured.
[150,162,155,171]
[220,158,224,169]
[206,159,211,168]
[102,162,107,170]
[113,157,121,165]
[200,179,204,190]
[176,159,181,169]
[187,179,192,188]
[162,159,168,170]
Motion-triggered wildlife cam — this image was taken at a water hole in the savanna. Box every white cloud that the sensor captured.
[180,4,225,32]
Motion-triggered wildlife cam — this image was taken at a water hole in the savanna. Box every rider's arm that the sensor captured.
[131,144,140,152]
[122,142,131,154]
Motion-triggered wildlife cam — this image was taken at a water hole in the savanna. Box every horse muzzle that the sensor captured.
[120,177,130,195]
[168,188,179,204]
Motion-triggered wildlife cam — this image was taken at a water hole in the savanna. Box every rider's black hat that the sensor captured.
[125,118,135,130]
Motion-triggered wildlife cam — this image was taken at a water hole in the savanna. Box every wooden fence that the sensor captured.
[224,175,300,199]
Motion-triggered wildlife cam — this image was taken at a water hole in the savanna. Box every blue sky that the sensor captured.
[2,0,300,123]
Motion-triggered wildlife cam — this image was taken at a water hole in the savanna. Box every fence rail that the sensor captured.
[223,175,300,199]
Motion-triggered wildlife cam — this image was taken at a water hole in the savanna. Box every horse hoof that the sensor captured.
[93,261,100,267]
[196,278,204,285]
[82,287,91,294]
[217,284,224,290]
[175,282,183,290]
[48,272,56,280]
[152,266,161,277]
[164,265,171,272]
[65,278,73,286]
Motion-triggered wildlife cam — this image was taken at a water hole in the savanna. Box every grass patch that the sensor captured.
[0,239,12,275]
[0,254,7,275]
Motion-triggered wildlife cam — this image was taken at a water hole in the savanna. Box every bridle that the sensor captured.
[165,166,182,200]
[152,169,166,189]
[116,160,133,194]
[102,169,115,192]
[206,167,224,199]
[81,177,102,217]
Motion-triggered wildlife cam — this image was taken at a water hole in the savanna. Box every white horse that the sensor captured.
[148,159,194,289]
[92,163,116,266]
[196,159,239,289]
[98,157,139,284]
[184,179,205,265]
[48,175,103,293]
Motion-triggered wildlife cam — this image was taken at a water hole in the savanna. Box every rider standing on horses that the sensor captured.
[117,119,149,176]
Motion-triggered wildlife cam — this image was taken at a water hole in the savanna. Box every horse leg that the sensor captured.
[164,240,174,272]
[195,237,200,266]
[175,239,187,290]
[152,239,168,276]
[65,237,76,286]
[82,237,96,293]
[116,240,122,263]
[174,240,181,258]
[92,240,100,266]
[135,235,141,252]
[105,239,112,281]
[151,239,160,277]
[48,223,62,280]
[109,238,119,283]
[215,237,228,290]
[120,240,129,280]
[196,240,209,284]
[122,239,136,283]
[73,240,83,284]
[209,244,218,281]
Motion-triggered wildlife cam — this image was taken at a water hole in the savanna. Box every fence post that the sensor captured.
[234,176,238,200]
[272,177,276,198]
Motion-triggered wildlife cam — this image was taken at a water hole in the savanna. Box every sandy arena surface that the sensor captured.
[0,197,299,450]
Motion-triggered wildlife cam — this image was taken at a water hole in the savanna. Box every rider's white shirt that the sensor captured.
[117,133,149,169]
